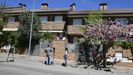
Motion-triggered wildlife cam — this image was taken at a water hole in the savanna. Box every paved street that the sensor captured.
[0,53,133,75]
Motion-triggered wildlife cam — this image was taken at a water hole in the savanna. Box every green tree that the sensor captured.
[82,10,133,68]
[0,3,8,48]
[84,10,103,25]
[0,31,18,53]
[40,31,54,47]
[17,11,40,54]
[0,3,8,31]
[114,40,133,55]
[41,31,54,41]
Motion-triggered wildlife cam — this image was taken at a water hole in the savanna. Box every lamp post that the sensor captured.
[28,0,35,56]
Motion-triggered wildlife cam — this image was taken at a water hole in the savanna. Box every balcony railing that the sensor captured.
[40,21,65,30]
[3,7,25,13]
[3,22,19,31]
[4,22,19,28]
[67,25,84,35]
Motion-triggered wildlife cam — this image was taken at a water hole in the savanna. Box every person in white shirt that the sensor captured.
[64,48,68,66]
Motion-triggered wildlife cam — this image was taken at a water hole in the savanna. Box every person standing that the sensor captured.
[6,47,14,62]
[64,48,68,66]
[45,45,52,65]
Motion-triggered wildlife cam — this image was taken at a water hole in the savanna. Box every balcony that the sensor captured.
[3,22,19,31]
[40,21,65,32]
[67,25,84,35]
[3,7,25,13]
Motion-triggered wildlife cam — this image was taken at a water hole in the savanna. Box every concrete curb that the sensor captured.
[113,66,133,70]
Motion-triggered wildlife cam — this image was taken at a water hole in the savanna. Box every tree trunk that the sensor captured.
[103,43,107,68]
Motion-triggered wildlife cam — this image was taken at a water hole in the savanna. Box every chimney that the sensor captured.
[19,3,26,10]
[22,4,26,9]
[41,3,48,10]
[70,3,76,11]
[18,3,23,7]
[99,3,107,10]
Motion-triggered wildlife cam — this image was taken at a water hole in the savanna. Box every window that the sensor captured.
[57,33,64,40]
[39,16,48,23]
[73,19,82,25]
[54,16,63,21]
[115,18,128,25]
[68,36,79,44]
[73,37,78,43]
[8,17,15,22]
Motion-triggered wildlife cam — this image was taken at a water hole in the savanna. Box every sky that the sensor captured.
[0,0,133,10]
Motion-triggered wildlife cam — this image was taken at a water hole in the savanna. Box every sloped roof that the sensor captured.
[68,9,133,15]
[31,8,71,12]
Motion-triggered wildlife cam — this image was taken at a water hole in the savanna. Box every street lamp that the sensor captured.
[28,0,35,56]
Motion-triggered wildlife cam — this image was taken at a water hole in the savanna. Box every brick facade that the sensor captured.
[40,40,76,61]
[107,47,133,60]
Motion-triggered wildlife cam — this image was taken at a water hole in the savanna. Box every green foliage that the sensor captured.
[0,31,9,46]
[0,3,8,31]
[114,40,129,49]
[80,10,103,34]
[8,32,18,46]
[0,32,17,47]
[41,31,54,41]
[84,10,103,25]
[0,3,9,47]
[83,10,103,44]
[79,26,86,33]
[17,11,40,49]
[114,40,133,55]
[129,42,133,55]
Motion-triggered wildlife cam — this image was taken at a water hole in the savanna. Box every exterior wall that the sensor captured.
[121,58,133,63]
[116,62,133,68]
[52,40,75,60]
[40,40,76,61]
[107,47,133,63]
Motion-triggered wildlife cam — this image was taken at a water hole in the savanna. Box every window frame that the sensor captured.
[8,17,15,22]
[73,18,82,26]
[54,16,63,22]
[115,18,128,25]
[39,16,48,23]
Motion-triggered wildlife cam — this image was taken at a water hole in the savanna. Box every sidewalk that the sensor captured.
[0,53,88,75]
[1,53,133,71]
[0,53,76,67]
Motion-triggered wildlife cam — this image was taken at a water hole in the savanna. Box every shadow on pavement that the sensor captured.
[0,60,14,63]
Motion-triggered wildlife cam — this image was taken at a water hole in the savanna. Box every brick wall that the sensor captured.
[40,40,76,61]
[52,40,75,61]
[116,62,133,68]
[52,40,65,59]
[107,47,133,60]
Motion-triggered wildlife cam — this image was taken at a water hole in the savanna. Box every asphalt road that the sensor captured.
[0,54,87,75]
[0,62,133,75]
[0,62,83,75]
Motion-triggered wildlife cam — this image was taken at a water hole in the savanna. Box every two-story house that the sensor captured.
[2,3,133,63]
